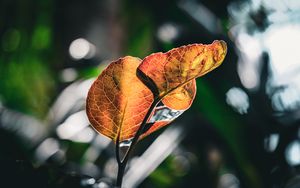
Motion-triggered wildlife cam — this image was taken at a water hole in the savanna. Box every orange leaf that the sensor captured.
[137,40,226,137]
[86,56,154,142]
[138,40,227,99]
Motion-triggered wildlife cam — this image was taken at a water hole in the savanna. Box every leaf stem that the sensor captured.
[115,98,160,187]
[116,161,125,187]
[115,133,121,165]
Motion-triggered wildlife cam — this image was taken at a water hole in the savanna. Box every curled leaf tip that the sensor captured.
[211,40,227,68]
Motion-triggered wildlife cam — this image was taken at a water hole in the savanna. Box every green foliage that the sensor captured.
[0,57,54,117]
[0,0,55,118]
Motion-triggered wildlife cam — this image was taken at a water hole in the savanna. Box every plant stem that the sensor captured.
[116,162,125,187]
[115,98,160,187]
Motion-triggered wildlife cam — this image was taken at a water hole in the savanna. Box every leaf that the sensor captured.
[137,40,227,136]
[86,56,154,142]
[138,40,227,100]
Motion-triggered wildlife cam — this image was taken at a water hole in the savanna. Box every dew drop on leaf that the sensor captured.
[119,138,133,148]
[149,104,185,123]
[118,139,133,162]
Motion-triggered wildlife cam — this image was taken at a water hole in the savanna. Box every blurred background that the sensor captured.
[1,0,300,187]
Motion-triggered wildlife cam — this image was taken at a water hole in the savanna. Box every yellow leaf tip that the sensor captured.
[211,40,227,66]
